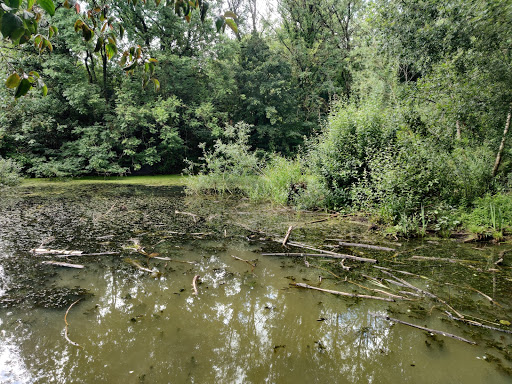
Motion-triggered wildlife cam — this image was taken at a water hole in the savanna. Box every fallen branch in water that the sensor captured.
[444,312,512,335]
[373,266,431,280]
[232,255,256,271]
[291,283,394,302]
[32,249,83,255]
[175,210,200,223]
[42,261,85,269]
[64,299,83,349]
[445,283,501,307]
[346,280,409,300]
[327,240,396,252]
[261,252,377,264]
[372,313,476,345]
[54,252,120,258]
[378,269,464,318]
[282,226,294,246]
[192,275,201,295]
[125,258,161,278]
[151,256,196,264]
[409,255,481,264]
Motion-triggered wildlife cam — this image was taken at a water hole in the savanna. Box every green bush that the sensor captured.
[0,157,22,186]
[309,100,397,209]
[462,193,512,235]
[186,122,263,195]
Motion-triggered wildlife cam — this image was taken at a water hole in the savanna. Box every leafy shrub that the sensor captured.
[462,193,512,235]
[0,157,22,186]
[186,122,263,194]
[309,100,397,209]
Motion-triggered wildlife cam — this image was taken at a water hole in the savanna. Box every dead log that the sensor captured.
[372,313,476,345]
[42,261,85,269]
[192,275,201,295]
[64,299,83,349]
[291,283,394,302]
[261,252,377,264]
[327,240,396,252]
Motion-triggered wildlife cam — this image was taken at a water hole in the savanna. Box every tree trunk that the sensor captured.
[492,102,512,177]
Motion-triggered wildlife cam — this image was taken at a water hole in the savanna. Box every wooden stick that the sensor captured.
[282,226,294,246]
[292,283,394,302]
[42,261,85,269]
[444,312,512,335]
[327,240,396,252]
[53,252,120,258]
[151,256,196,264]
[378,269,465,318]
[261,252,377,264]
[372,313,476,345]
[409,255,480,264]
[192,275,201,295]
[64,299,83,348]
[346,280,409,300]
[32,249,83,255]
[232,255,256,271]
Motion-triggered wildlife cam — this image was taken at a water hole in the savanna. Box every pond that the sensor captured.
[0,183,511,383]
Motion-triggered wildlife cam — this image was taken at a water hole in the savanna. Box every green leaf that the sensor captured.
[42,84,48,96]
[5,73,21,88]
[123,61,137,71]
[224,11,236,19]
[215,16,224,33]
[105,43,117,60]
[500,320,511,326]
[82,24,93,41]
[152,78,160,92]
[27,0,36,11]
[37,0,55,17]
[94,36,103,52]
[5,0,21,10]
[224,18,237,34]
[15,78,32,98]
[1,12,24,41]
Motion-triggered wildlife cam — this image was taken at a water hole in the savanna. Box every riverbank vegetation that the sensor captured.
[2,0,512,237]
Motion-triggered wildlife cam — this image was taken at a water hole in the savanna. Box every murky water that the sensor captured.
[0,184,511,383]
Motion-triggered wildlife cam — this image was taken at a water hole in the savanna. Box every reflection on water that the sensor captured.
[0,184,511,383]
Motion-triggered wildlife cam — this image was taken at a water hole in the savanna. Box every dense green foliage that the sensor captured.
[2,0,512,235]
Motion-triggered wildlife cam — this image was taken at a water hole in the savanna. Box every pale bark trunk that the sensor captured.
[492,102,512,177]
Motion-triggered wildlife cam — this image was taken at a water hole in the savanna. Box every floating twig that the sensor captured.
[409,255,481,264]
[42,261,85,269]
[327,240,396,252]
[291,283,394,302]
[262,252,377,264]
[372,313,476,345]
[378,269,464,318]
[32,248,83,255]
[192,275,201,295]
[64,299,83,349]
[232,255,256,271]
[444,312,512,335]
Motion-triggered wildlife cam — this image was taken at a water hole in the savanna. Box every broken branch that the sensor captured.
[261,252,377,264]
[192,275,201,295]
[292,283,394,302]
[372,313,476,345]
[64,299,83,349]
[327,240,396,252]
[42,261,85,269]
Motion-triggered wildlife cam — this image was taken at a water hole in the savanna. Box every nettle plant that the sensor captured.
[1,0,237,98]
